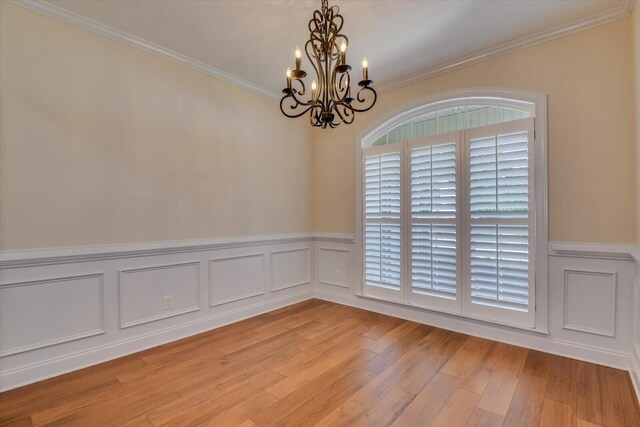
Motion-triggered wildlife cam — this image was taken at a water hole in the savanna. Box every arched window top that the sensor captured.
[364,96,536,148]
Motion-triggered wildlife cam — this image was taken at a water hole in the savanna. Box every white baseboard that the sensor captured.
[0,291,312,391]
[315,290,630,370]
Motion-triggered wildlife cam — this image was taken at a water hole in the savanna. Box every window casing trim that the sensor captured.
[355,88,549,334]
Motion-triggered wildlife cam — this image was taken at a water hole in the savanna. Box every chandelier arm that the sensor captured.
[280,95,318,119]
[348,86,378,113]
[289,85,316,108]
[332,103,355,125]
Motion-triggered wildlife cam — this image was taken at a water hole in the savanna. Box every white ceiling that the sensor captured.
[41,0,628,96]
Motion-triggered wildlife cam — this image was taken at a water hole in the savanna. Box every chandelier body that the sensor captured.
[280,0,377,128]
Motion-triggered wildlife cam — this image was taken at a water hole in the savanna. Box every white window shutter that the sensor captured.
[464,118,535,327]
[362,144,403,300]
[408,133,461,313]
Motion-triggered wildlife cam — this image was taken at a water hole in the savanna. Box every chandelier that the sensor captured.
[280,0,377,128]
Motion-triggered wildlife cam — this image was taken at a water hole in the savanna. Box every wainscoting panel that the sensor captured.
[209,253,266,306]
[270,248,311,291]
[548,255,635,355]
[317,247,352,289]
[0,273,105,357]
[562,269,616,337]
[120,261,200,328]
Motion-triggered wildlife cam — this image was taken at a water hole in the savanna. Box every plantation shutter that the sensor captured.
[408,132,461,313]
[363,143,403,301]
[464,118,535,327]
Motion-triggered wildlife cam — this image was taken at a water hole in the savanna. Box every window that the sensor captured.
[359,92,547,330]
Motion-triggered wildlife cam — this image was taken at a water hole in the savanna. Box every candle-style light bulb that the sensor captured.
[362,57,369,80]
[286,67,292,89]
[295,46,302,70]
[311,79,317,99]
[340,40,347,65]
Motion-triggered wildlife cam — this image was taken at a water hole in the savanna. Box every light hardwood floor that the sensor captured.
[1,299,639,426]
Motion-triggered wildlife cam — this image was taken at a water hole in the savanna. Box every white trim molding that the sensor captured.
[550,242,636,260]
[0,233,317,269]
[8,0,634,101]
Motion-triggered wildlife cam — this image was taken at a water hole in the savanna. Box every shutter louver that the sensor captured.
[363,149,402,295]
[470,225,529,311]
[365,223,401,290]
[409,140,459,309]
[470,132,528,219]
[411,224,456,299]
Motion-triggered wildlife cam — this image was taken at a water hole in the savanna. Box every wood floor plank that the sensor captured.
[503,372,547,427]
[540,399,576,427]
[354,383,417,426]
[430,387,481,427]
[466,408,505,427]
[596,364,640,426]
[364,323,435,374]
[391,372,460,426]
[477,345,528,416]
[522,349,550,378]
[251,353,377,426]
[441,336,493,380]
[576,361,604,425]
[545,354,577,407]
[1,300,638,427]
[351,337,446,409]
[314,400,369,427]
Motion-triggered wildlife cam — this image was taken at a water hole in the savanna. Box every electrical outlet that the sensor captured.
[335,270,342,283]
[163,295,173,310]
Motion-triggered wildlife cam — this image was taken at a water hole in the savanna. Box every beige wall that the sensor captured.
[2,4,637,250]
[0,3,312,250]
[312,17,637,244]
[634,6,640,245]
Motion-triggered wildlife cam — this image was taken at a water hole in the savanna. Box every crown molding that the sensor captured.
[376,0,634,92]
[9,0,633,101]
[8,0,281,100]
